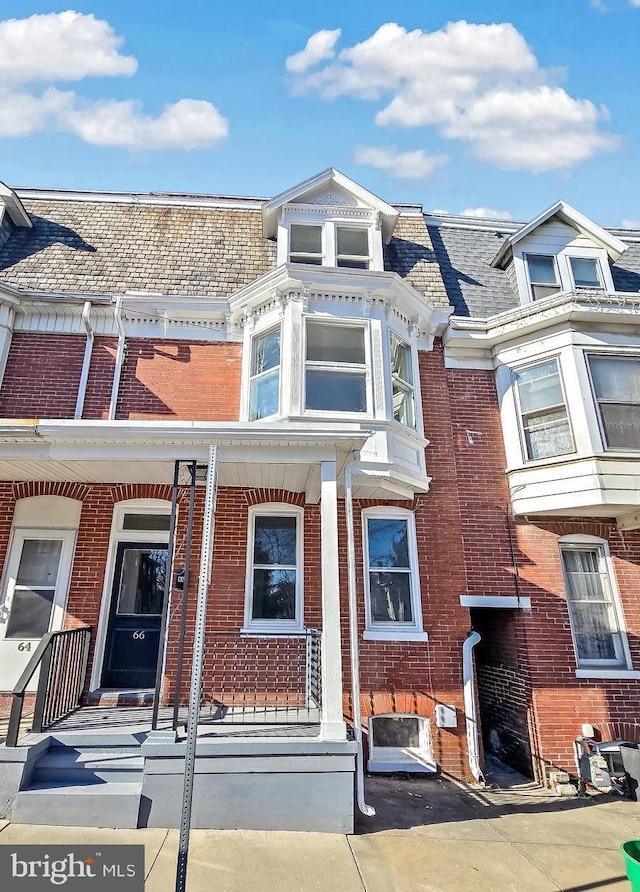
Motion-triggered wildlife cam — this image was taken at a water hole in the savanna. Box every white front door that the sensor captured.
[0,528,76,692]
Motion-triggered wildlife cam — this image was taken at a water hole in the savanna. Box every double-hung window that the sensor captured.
[587,354,640,450]
[289,225,323,265]
[249,327,281,421]
[560,544,627,668]
[362,508,425,640]
[336,227,370,269]
[390,332,415,429]
[569,257,603,289]
[305,321,367,413]
[526,254,561,301]
[513,358,574,461]
[245,507,302,630]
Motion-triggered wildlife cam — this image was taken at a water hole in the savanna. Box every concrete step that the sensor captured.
[12,782,142,828]
[33,750,144,784]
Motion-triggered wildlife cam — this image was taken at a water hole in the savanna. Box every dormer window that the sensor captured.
[289,225,323,265]
[526,254,561,301]
[336,227,370,269]
[569,257,602,289]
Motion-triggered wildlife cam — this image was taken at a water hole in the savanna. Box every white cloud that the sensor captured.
[60,98,229,150]
[460,207,513,221]
[286,29,341,73]
[354,146,447,178]
[289,21,619,173]
[0,11,136,85]
[630,1,640,7]
[0,11,228,151]
[621,219,640,228]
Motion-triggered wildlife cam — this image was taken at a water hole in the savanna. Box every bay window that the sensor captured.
[249,327,281,421]
[560,544,627,668]
[587,354,640,450]
[390,332,415,429]
[513,358,574,461]
[305,321,367,413]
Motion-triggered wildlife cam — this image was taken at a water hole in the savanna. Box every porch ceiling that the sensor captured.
[0,458,320,494]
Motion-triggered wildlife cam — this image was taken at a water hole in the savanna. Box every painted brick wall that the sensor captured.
[0,333,85,418]
[82,336,242,420]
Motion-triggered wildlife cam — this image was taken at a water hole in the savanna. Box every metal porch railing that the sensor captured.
[6,626,92,747]
[199,629,322,725]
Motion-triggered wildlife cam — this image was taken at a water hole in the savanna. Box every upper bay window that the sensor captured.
[305,321,367,414]
[249,326,281,421]
[288,222,371,269]
[588,354,640,450]
[526,254,561,301]
[513,358,574,461]
[390,332,415,429]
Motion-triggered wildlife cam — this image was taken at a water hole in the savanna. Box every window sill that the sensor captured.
[240,626,305,637]
[575,668,640,680]
[363,630,428,643]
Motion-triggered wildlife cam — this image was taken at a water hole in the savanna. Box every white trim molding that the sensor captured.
[459,595,532,610]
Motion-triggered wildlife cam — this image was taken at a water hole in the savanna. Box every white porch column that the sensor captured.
[320,459,347,740]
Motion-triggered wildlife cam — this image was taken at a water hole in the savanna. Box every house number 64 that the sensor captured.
[132,630,146,640]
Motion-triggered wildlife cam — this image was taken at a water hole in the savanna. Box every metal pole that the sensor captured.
[175,445,218,892]
[152,460,180,730]
[173,460,197,731]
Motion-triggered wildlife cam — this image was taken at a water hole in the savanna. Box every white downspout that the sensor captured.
[463,630,485,783]
[74,300,94,419]
[108,296,126,421]
[344,462,375,817]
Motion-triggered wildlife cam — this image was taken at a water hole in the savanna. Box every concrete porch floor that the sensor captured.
[0,771,638,889]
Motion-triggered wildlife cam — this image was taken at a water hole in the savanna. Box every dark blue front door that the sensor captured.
[101,542,168,689]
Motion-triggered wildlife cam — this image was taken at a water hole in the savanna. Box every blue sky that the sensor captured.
[0,1,639,225]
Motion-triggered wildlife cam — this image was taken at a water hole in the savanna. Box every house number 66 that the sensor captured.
[132,630,146,640]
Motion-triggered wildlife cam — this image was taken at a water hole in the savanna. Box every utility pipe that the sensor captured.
[74,300,94,419]
[344,462,375,818]
[108,296,126,421]
[463,630,485,784]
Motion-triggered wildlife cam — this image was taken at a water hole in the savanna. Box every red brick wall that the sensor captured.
[0,333,85,418]
[82,337,242,420]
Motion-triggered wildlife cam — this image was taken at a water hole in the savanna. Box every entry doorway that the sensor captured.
[93,502,172,692]
[101,542,168,688]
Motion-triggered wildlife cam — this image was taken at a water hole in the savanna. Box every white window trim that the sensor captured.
[567,254,604,291]
[90,499,172,692]
[559,534,633,672]
[242,503,304,634]
[512,355,576,464]
[247,324,282,422]
[368,714,436,773]
[303,317,372,418]
[585,351,640,453]
[277,205,384,270]
[524,253,561,302]
[0,528,77,641]
[361,506,426,641]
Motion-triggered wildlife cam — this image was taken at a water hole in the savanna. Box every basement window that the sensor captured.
[368,714,435,773]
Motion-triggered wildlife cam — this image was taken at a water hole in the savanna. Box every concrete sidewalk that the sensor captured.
[0,774,638,890]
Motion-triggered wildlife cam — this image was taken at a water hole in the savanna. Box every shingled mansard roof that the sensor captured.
[0,183,638,319]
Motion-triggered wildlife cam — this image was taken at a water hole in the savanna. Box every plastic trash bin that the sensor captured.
[621,840,640,891]
[621,744,640,801]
